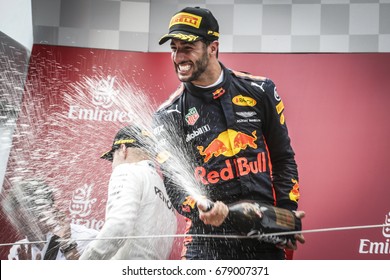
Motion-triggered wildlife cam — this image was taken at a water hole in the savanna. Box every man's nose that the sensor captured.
[172,50,186,64]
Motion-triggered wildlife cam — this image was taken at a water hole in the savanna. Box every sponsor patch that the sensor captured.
[289,179,300,203]
[195,152,267,185]
[186,124,211,142]
[212,87,226,99]
[197,129,257,163]
[237,119,261,123]
[276,100,285,125]
[232,95,257,107]
[182,196,197,213]
[236,111,257,118]
[274,87,281,101]
[251,82,265,92]
[185,107,199,125]
[169,12,202,29]
[276,100,284,114]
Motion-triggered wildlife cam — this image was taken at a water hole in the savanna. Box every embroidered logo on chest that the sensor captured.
[185,107,199,125]
[232,95,257,107]
[212,87,226,99]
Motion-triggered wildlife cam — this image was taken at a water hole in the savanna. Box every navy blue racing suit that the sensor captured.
[153,63,300,260]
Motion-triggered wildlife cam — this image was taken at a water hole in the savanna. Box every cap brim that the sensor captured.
[159,31,202,45]
[100,149,114,161]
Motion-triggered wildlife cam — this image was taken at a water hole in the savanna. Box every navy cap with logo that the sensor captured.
[159,7,219,45]
[100,125,149,161]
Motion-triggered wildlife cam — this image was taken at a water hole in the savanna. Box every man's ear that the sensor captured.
[210,41,219,55]
[120,144,127,153]
[116,143,127,160]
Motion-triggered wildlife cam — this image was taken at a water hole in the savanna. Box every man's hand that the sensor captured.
[52,211,72,240]
[277,210,306,250]
[15,244,39,260]
[198,201,229,227]
[51,211,80,259]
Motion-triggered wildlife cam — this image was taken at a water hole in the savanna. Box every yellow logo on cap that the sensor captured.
[208,30,220,37]
[169,12,202,29]
[114,139,136,145]
[170,33,199,42]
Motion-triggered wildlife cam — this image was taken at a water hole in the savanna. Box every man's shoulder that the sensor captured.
[70,223,99,237]
[230,69,269,83]
[229,69,276,96]
[156,83,184,112]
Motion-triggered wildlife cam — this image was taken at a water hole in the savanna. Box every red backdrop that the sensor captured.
[1,45,389,260]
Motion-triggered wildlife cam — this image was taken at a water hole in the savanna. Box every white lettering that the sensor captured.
[237,119,261,123]
[71,218,104,231]
[153,125,164,135]
[67,105,79,119]
[186,125,210,142]
[67,106,132,123]
[359,239,390,254]
[359,239,370,254]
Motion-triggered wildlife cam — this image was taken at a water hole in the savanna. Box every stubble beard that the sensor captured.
[176,51,209,83]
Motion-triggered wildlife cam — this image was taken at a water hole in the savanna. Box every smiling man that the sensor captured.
[154,7,305,260]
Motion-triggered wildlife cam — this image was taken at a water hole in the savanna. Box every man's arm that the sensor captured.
[8,241,33,260]
[261,79,300,211]
[79,164,141,260]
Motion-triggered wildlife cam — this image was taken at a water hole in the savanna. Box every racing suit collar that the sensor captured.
[184,63,232,102]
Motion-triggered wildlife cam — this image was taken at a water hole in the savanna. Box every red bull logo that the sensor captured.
[195,130,266,185]
[212,87,226,99]
[289,179,300,202]
[197,129,257,163]
[181,196,197,213]
[195,152,267,185]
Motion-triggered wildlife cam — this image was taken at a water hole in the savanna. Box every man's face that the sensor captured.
[111,147,123,170]
[170,39,210,84]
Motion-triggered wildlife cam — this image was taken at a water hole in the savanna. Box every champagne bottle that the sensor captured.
[226,200,302,245]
